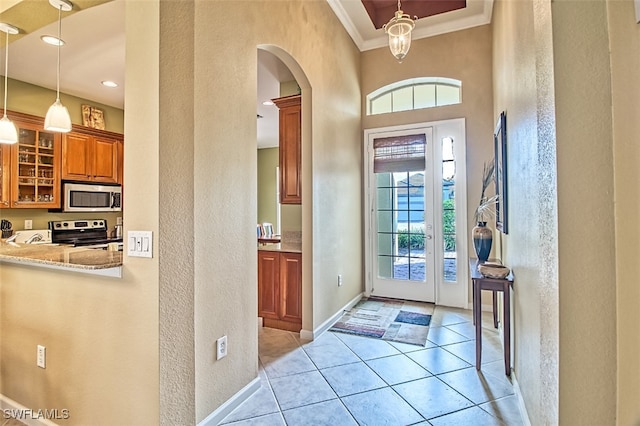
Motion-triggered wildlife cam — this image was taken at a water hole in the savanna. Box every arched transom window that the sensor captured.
[366,77,462,116]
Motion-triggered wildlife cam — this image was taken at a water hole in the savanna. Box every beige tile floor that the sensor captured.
[219,304,524,425]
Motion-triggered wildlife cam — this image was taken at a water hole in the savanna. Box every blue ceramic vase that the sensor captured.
[472,222,493,261]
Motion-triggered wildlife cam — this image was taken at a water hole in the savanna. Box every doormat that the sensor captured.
[329,297,434,347]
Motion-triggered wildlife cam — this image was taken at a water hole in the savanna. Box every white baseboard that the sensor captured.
[0,395,59,426]
[511,372,532,426]
[300,292,363,341]
[197,377,261,426]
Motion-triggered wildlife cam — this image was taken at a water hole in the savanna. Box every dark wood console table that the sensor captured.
[470,258,514,376]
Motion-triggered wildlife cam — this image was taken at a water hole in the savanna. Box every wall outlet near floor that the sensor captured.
[216,335,228,360]
[24,220,32,230]
[37,345,46,368]
[337,274,343,287]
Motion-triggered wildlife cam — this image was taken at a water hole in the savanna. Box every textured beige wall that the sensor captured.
[494,0,618,423]
[552,0,617,423]
[362,25,494,303]
[492,0,557,422]
[607,0,640,423]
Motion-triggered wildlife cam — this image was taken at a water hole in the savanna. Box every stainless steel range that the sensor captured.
[49,219,123,249]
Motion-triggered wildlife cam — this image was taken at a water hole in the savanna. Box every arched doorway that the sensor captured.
[256,45,313,336]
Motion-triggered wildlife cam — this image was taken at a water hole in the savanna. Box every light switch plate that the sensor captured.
[127,231,153,258]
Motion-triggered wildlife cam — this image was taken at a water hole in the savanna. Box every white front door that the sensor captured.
[366,127,436,302]
[364,119,468,307]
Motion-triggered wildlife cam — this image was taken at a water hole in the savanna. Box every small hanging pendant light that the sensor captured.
[383,0,417,63]
[0,23,19,144]
[44,0,73,133]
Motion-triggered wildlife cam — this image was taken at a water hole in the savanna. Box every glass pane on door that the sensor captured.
[376,171,426,282]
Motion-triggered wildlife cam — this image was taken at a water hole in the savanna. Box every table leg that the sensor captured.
[492,290,498,328]
[472,280,476,326]
[474,280,482,370]
[503,283,511,376]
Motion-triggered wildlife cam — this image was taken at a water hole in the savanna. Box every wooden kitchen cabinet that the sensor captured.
[62,130,121,184]
[5,115,61,209]
[273,94,301,204]
[258,250,302,332]
[0,144,10,207]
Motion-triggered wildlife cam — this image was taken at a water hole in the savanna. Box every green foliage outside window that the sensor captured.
[443,199,456,251]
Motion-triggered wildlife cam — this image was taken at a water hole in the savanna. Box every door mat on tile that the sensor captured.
[329,297,434,346]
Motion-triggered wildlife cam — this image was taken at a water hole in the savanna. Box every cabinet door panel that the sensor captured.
[92,137,119,183]
[258,251,280,320]
[280,252,302,323]
[62,133,91,180]
[0,144,10,207]
[274,95,302,204]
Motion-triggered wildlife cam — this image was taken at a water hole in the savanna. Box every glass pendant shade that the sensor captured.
[383,2,416,63]
[0,115,17,144]
[45,99,72,132]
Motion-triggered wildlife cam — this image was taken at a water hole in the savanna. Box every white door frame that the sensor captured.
[364,118,469,308]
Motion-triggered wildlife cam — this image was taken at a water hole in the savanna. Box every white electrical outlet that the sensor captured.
[24,220,32,230]
[337,274,343,287]
[216,335,228,360]
[37,345,46,368]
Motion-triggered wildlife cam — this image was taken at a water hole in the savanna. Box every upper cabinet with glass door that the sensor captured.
[9,119,60,208]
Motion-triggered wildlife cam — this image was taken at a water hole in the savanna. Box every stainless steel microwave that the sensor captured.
[62,183,122,212]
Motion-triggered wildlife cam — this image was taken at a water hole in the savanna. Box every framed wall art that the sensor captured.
[494,111,508,234]
[81,104,105,130]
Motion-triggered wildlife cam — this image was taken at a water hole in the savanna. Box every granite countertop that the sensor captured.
[0,241,123,273]
[258,241,302,253]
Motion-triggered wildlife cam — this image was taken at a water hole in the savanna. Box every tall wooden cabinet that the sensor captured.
[258,250,302,332]
[62,130,121,184]
[273,95,301,204]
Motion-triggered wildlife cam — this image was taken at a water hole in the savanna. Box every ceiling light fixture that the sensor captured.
[44,0,73,133]
[383,0,417,63]
[262,100,274,106]
[101,80,118,88]
[41,35,64,46]
[0,23,19,144]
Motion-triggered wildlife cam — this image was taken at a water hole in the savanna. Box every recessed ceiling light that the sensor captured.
[262,100,274,106]
[101,80,118,88]
[41,35,64,46]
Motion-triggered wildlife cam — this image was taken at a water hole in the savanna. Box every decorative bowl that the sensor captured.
[478,262,510,279]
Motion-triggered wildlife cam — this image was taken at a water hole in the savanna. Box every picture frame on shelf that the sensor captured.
[494,111,508,234]
[81,104,105,130]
